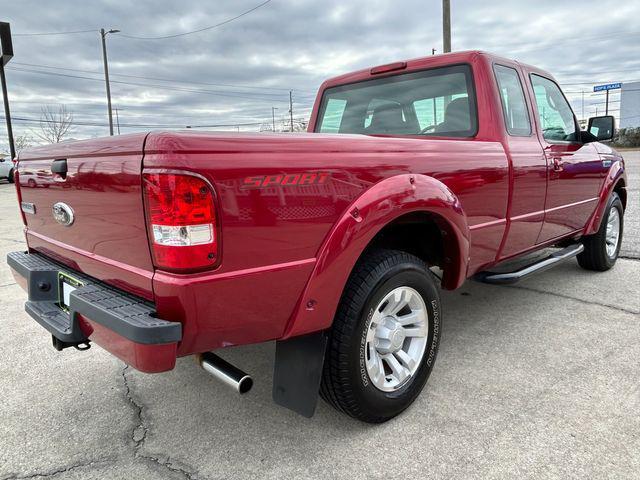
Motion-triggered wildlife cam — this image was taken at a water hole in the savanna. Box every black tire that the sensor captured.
[320,249,441,423]
[578,192,623,271]
[7,169,14,183]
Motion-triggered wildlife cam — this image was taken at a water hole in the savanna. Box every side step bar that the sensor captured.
[474,244,584,285]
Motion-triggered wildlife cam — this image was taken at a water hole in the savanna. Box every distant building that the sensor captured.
[620,81,640,129]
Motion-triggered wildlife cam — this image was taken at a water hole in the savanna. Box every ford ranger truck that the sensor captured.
[8,51,627,423]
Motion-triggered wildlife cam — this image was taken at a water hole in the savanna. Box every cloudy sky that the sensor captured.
[1,0,639,151]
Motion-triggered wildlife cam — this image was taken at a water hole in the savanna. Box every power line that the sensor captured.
[560,79,640,86]
[13,28,97,37]
[10,61,312,93]
[479,30,640,56]
[117,0,272,40]
[12,0,272,39]
[8,66,294,103]
[1,114,268,129]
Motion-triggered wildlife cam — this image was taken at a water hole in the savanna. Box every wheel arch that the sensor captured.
[584,160,627,236]
[282,173,469,339]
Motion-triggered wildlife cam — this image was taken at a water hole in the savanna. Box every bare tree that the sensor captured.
[35,105,74,144]
[14,134,33,154]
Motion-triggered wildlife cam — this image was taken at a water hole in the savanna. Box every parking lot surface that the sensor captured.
[0,151,638,480]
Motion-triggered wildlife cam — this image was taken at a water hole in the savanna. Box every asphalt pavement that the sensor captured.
[0,151,638,480]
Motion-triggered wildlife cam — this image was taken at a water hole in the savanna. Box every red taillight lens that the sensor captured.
[142,172,219,271]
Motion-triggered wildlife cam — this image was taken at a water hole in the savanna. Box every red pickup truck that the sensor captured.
[8,51,627,423]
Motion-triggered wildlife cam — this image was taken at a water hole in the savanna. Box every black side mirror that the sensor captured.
[587,115,615,142]
[0,158,5,162]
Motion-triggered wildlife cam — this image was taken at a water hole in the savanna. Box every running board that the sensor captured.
[474,244,584,285]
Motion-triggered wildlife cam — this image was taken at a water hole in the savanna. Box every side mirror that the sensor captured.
[0,158,5,162]
[587,115,615,142]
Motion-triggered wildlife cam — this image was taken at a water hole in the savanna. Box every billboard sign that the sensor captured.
[593,83,622,92]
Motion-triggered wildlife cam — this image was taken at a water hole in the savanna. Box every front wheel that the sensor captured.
[578,192,624,271]
[320,249,441,423]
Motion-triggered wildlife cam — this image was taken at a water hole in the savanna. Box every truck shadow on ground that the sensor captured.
[125,257,638,475]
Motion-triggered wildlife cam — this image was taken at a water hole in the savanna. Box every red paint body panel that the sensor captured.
[78,316,177,373]
[16,133,154,300]
[13,51,627,372]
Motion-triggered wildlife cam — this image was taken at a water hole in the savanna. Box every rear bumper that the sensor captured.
[7,251,182,373]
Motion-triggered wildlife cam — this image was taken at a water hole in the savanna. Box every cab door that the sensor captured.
[527,73,605,242]
[492,63,548,259]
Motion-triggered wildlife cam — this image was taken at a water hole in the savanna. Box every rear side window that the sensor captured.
[494,65,531,136]
[315,64,477,137]
[530,74,578,142]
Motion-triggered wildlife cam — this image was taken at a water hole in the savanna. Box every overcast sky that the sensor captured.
[1,0,639,150]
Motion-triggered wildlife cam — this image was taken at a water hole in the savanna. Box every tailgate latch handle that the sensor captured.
[51,159,68,177]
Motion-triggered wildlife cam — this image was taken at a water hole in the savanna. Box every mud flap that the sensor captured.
[272,331,328,418]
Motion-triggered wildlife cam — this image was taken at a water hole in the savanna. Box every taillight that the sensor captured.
[142,171,219,271]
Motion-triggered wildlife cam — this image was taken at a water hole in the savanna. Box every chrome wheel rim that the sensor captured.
[605,206,621,258]
[365,286,429,392]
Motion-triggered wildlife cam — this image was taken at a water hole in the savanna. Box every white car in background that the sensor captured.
[0,156,14,183]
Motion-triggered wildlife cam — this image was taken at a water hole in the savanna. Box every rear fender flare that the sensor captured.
[283,174,469,339]
[584,159,626,235]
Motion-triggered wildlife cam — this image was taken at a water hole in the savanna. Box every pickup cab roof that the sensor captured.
[315,50,557,93]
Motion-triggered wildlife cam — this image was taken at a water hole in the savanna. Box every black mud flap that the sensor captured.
[272,331,328,418]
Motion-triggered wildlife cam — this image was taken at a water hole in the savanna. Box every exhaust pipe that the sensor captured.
[196,352,253,394]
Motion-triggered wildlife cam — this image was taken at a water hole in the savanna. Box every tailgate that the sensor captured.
[16,133,155,300]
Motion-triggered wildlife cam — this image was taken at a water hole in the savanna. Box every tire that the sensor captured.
[7,169,14,183]
[578,192,624,271]
[320,249,442,423]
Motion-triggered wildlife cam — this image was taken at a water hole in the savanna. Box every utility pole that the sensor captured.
[0,22,15,159]
[432,48,437,55]
[605,89,609,116]
[289,91,294,132]
[115,107,121,135]
[272,106,278,132]
[442,0,451,53]
[100,28,119,136]
[0,57,14,160]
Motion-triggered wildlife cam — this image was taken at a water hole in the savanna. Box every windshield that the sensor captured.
[315,64,477,137]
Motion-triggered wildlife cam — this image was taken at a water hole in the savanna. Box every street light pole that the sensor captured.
[289,91,294,132]
[115,107,121,135]
[442,0,451,53]
[100,28,119,136]
[272,106,278,132]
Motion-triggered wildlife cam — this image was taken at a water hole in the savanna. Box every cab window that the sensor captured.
[494,65,531,136]
[530,74,578,142]
[316,64,477,137]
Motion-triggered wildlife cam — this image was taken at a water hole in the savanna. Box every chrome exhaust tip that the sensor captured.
[197,352,253,394]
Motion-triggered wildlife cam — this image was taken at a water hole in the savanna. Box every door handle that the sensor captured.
[551,157,563,172]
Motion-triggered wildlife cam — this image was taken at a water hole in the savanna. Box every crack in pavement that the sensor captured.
[121,365,205,480]
[1,459,110,480]
[507,284,639,315]
[0,282,17,289]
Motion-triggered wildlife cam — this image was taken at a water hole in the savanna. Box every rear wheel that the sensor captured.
[578,192,624,271]
[320,249,441,423]
[7,169,14,183]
